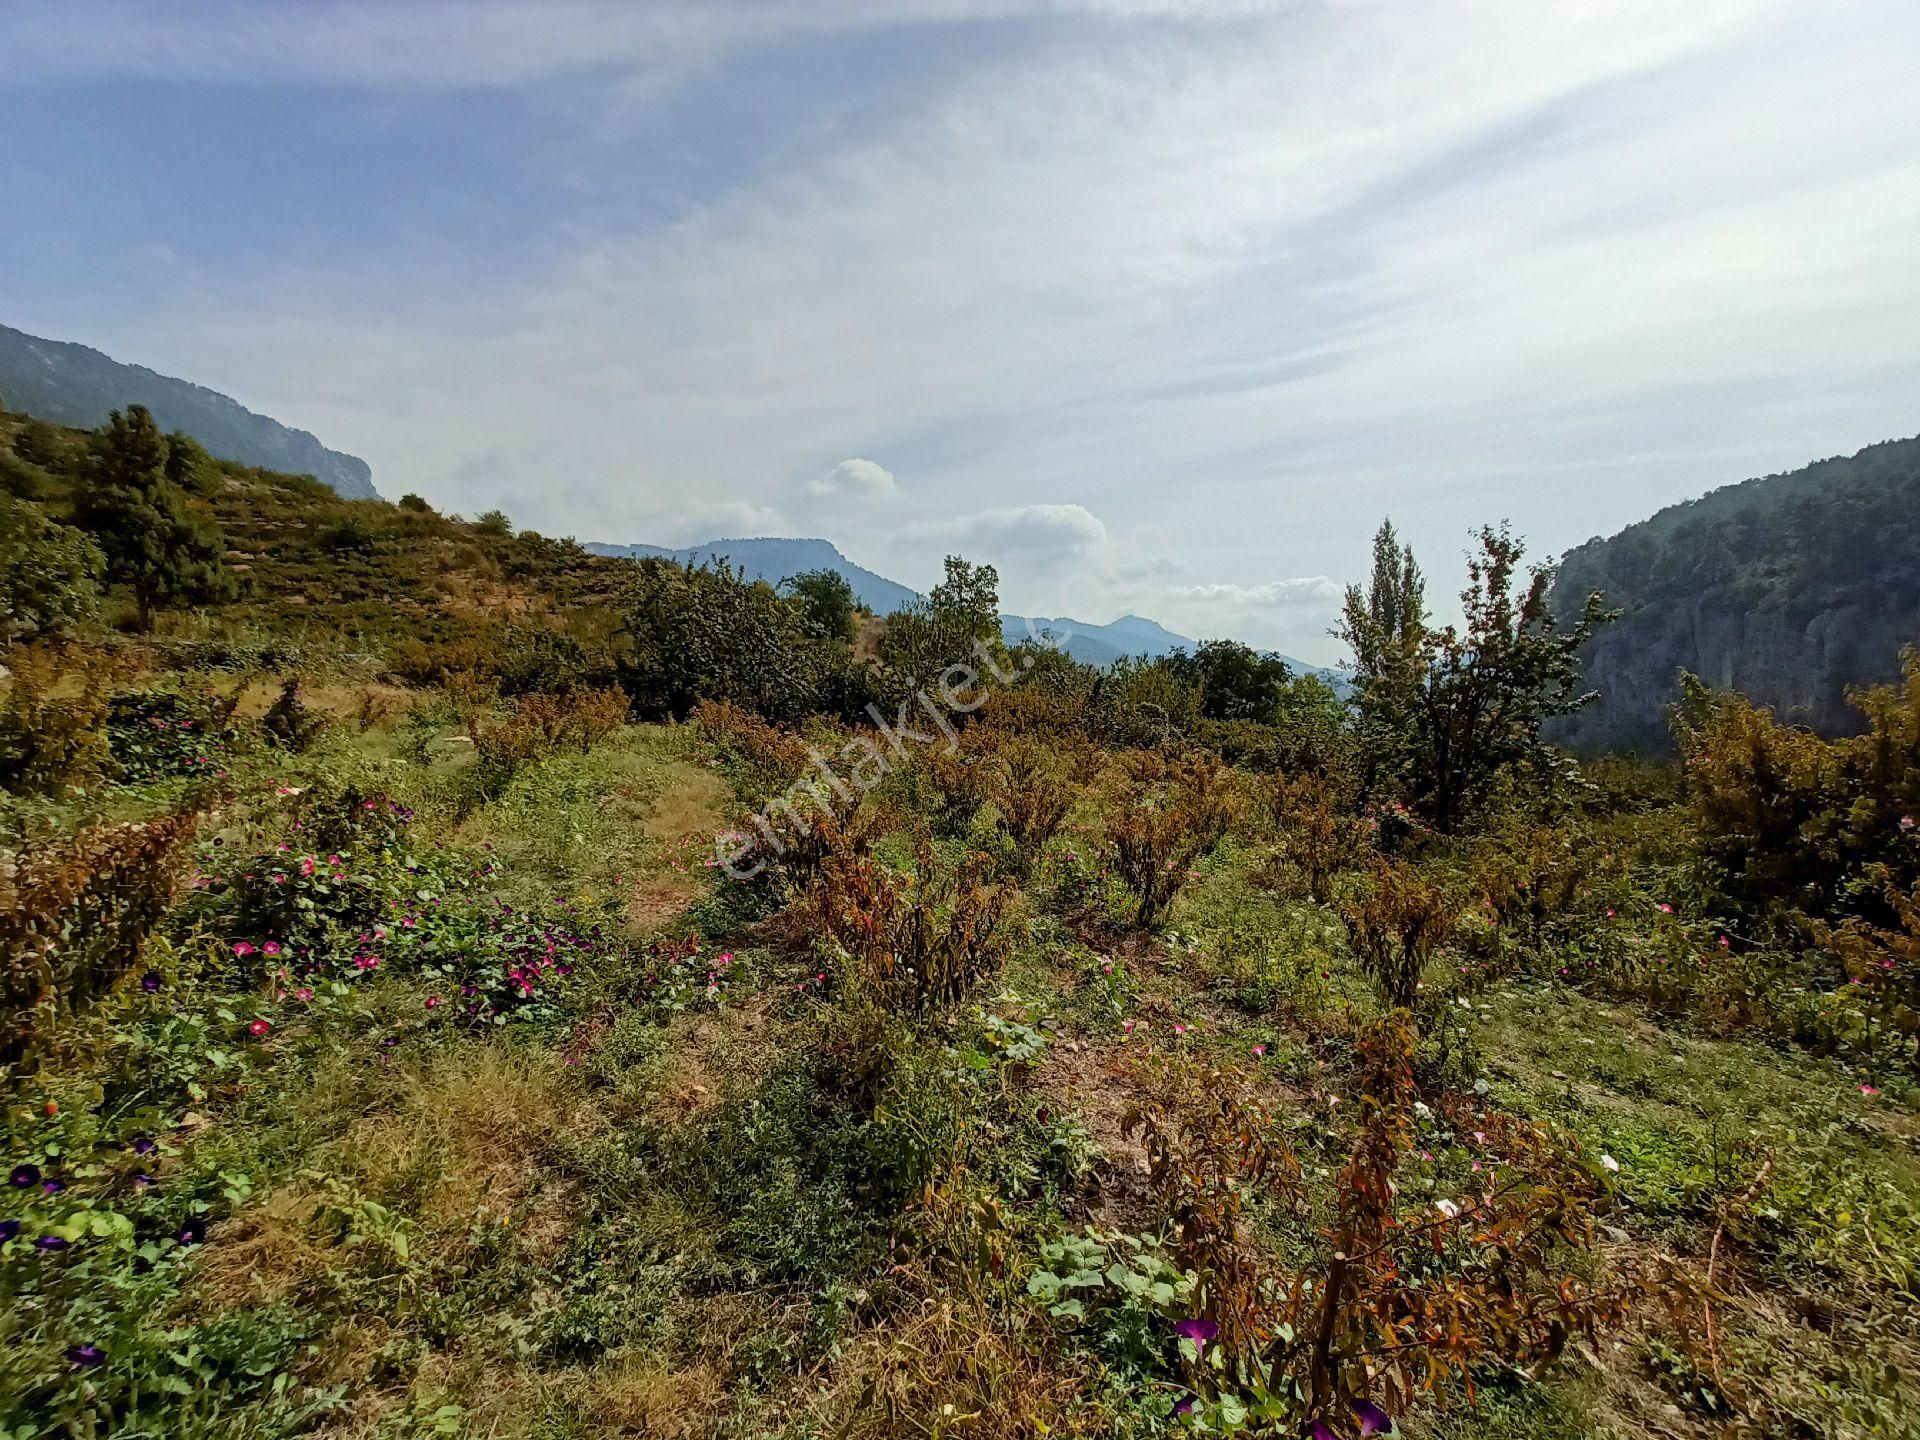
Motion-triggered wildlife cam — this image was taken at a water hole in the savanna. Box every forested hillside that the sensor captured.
[0,324,378,500]
[1550,435,1920,752]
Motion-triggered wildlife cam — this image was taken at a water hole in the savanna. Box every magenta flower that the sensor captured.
[262,941,283,957]
[1354,1399,1394,1434]
[67,1344,106,1367]
[1169,1394,1197,1418]
[232,942,256,957]
[1173,1318,1219,1351]
[248,1019,272,1037]
[1311,1423,1337,1440]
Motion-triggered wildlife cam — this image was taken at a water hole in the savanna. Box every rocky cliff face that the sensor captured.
[0,322,377,500]
[1549,434,1920,754]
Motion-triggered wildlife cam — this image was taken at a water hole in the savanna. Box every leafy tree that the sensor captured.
[74,405,230,631]
[616,558,820,721]
[1164,638,1295,721]
[398,493,434,513]
[878,555,1002,689]
[474,509,514,537]
[782,567,859,642]
[1340,521,1613,831]
[0,492,104,648]
[162,430,217,496]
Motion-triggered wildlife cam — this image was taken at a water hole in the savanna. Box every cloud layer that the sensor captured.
[5,0,1917,661]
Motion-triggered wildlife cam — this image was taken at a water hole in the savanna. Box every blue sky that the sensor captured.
[4,0,1918,662]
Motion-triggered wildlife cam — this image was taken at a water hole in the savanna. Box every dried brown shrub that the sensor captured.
[1,800,204,1067]
[1266,769,1370,903]
[1107,750,1236,929]
[1338,858,1458,1010]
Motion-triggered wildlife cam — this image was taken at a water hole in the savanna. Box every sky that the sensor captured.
[3,0,1917,664]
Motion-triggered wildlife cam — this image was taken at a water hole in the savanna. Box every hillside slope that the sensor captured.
[0,322,377,500]
[1549,434,1920,752]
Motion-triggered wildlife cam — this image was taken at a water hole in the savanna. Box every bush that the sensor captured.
[990,734,1080,869]
[105,686,239,783]
[0,657,113,796]
[0,493,103,648]
[1337,859,1457,1010]
[260,676,329,752]
[1,801,204,1066]
[810,835,1017,1015]
[1107,751,1235,929]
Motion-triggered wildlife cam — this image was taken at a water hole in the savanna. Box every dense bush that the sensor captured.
[1107,750,1235,928]
[105,686,239,783]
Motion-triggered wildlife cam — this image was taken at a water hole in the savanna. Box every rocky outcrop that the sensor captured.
[1549,434,1920,753]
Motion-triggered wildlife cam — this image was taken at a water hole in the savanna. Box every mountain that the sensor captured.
[585,536,919,614]
[0,322,377,500]
[1548,434,1920,753]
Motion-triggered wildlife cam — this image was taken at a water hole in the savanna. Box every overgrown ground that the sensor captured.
[5,676,1915,1440]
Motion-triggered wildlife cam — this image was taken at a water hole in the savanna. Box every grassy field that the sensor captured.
[5,680,1914,1440]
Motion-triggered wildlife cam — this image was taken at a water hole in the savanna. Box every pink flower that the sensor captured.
[262,941,283,957]
[425,996,441,1010]
[294,987,313,1001]
[271,873,287,886]
[248,1019,271,1037]
[299,857,316,877]
[1250,1044,1267,1057]
[232,941,256,957]
[1656,902,1674,914]
[1861,1084,1880,1096]
[1901,815,1915,831]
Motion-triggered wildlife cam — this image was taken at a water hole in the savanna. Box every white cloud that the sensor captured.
[905,503,1109,565]
[1167,577,1343,608]
[808,457,898,501]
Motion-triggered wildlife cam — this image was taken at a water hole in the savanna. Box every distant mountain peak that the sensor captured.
[0,322,377,500]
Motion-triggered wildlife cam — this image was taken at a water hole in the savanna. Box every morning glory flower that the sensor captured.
[1354,1399,1394,1435]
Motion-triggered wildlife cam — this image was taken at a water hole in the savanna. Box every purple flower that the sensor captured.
[0,1219,19,1242]
[1310,1424,1338,1440]
[141,971,163,993]
[9,1164,40,1189]
[1173,1318,1219,1351]
[177,1216,206,1245]
[35,1235,70,1251]
[133,1173,156,1190]
[67,1343,106,1367]
[1169,1394,1197,1418]
[1354,1400,1394,1435]
[41,1178,65,1196]
[132,1135,156,1156]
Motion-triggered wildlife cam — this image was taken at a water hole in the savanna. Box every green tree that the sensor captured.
[877,555,1002,688]
[1164,638,1296,721]
[616,558,820,721]
[781,568,859,642]
[1341,521,1613,831]
[162,430,217,495]
[0,493,104,648]
[75,405,230,631]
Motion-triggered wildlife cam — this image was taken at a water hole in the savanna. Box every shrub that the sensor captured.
[617,558,821,722]
[0,492,103,648]
[1338,859,1457,1010]
[694,698,810,799]
[1,801,204,1066]
[105,686,240,783]
[810,835,1017,1014]
[1107,751,1235,929]
[0,656,113,796]
[260,676,329,752]
[1267,769,1370,903]
[1127,1016,1639,1434]
[1815,869,1920,1070]
[990,735,1080,868]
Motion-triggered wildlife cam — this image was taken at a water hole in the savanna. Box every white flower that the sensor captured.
[1436,1199,1460,1219]
[1600,1154,1621,1173]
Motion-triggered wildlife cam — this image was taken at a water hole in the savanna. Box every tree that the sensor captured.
[781,568,858,642]
[162,430,217,496]
[0,493,104,648]
[1340,520,1614,831]
[74,406,230,631]
[615,558,820,721]
[877,555,1002,689]
[1164,638,1295,721]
